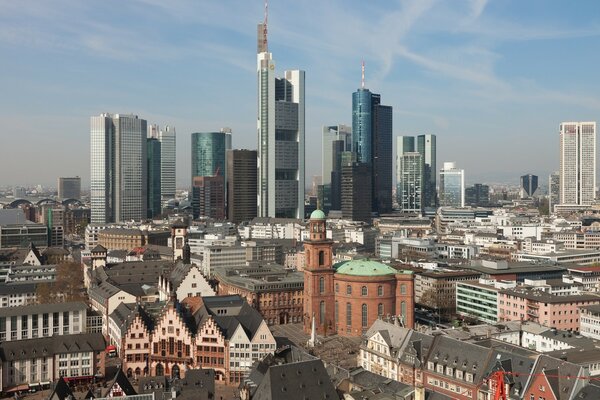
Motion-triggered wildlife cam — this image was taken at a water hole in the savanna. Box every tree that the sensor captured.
[36,282,53,304]
[418,288,455,318]
[35,262,85,304]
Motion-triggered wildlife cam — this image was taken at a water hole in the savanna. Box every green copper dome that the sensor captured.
[310,209,326,220]
[334,259,409,277]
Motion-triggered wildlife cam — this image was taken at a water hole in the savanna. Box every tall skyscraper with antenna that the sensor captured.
[351,63,393,214]
[257,1,305,218]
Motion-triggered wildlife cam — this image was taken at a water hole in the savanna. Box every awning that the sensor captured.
[5,384,29,393]
[64,376,94,382]
[40,381,51,386]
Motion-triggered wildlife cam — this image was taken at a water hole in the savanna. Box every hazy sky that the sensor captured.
[2,0,600,188]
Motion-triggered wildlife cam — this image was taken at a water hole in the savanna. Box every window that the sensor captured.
[335,283,339,293]
[361,286,368,296]
[319,277,325,294]
[400,284,407,295]
[335,301,339,323]
[362,304,368,327]
[320,301,325,325]
[346,285,352,295]
[378,303,384,316]
[319,251,325,266]
[346,303,352,326]
[378,286,383,296]
[401,302,406,318]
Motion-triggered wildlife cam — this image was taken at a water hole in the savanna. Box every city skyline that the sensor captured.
[3,1,600,186]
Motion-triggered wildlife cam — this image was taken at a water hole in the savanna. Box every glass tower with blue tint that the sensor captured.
[191,132,227,179]
[352,89,374,165]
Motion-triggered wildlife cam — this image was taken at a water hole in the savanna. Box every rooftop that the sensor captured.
[334,259,412,277]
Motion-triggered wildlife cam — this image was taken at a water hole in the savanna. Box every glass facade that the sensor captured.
[191,132,227,178]
[440,164,464,207]
[352,89,373,165]
[417,134,437,208]
[398,152,423,213]
[147,138,161,218]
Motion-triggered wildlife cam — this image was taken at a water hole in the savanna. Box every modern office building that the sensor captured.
[549,172,560,214]
[257,21,305,219]
[352,83,392,214]
[417,134,437,208]
[191,131,227,179]
[146,138,161,218]
[90,113,147,224]
[465,184,490,207]
[520,174,538,198]
[227,149,257,224]
[439,162,465,208]
[57,177,81,200]
[192,176,225,220]
[397,152,423,213]
[341,162,372,223]
[560,122,596,205]
[158,126,176,203]
[321,125,352,213]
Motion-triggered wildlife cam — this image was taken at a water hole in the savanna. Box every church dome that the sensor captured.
[310,209,326,220]
[334,259,410,277]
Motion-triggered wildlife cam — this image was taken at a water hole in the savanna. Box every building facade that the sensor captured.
[226,149,257,224]
[192,176,225,220]
[560,121,596,205]
[439,162,465,208]
[417,134,437,209]
[520,173,538,198]
[57,177,81,200]
[146,138,162,218]
[341,162,372,223]
[91,113,148,224]
[256,27,305,219]
[397,152,423,213]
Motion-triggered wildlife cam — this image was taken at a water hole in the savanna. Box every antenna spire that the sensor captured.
[263,0,268,52]
[361,60,365,89]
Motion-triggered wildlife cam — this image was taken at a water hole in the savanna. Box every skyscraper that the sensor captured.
[341,162,372,223]
[147,138,161,218]
[159,126,176,202]
[91,113,147,224]
[321,125,351,212]
[191,132,227,219]
[520,174,538,198]
[417,134,437,208]
[560,122,596,205]
[549,172,560,213]
[465,184,490,207]
[439,162,465,208]
[57,177,81,200]
[257,19,305,219]
[227,149,258,224]
[397,152,423,213]
[352,77,392,214]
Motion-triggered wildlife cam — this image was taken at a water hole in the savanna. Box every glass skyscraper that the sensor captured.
[147,138,161,218]
[90,113,147,224]
[191,132,227,179]
[439,162,465,208]
[352,88,392,214]
[417,134,437,208]
[398,152,423,213]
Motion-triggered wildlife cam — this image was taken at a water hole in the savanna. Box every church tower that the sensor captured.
[303,210,335,336]
[171,221,188,261]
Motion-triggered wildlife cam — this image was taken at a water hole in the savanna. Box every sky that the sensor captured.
[2,0,600,188]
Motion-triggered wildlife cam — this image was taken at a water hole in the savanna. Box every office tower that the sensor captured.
[439,162,465,207]
[58,177,81,200]
[520,174,538,198]
[322,125,352,187]
[227,150,258,224]
[91,113,147,224]
[352,77,392,214]
[191,132,227,219]
[341,162,372,223]
[147,138,162,218]
[549,172,560,213]
[465,184,490,207]
[192,176,225,220]
[257,19,305,219]
[159,126,176,202]
[560,122,596,205]
[329,141,348,212]
[417,134,437,208]
[397,152,423,213]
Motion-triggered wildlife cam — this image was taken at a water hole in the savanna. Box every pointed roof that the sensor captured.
[103,368,137,397]
[91,244,107,253]
[48,377,74,400]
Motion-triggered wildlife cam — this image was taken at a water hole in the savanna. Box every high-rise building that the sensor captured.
[341,162,372,223]
[58,177,81,200]
[465,184,490,207]
[397,152,423,213]
[148,124,176,204]
[147,138,162,218]
[520,174,538,198]
[352,82,392,214]
[549,172,560,214]
[257,21,305,219]
[560,122,596,205]
[191,132,227,219]
[322,125,352,187]
[417,134,437,208]
[91,113,147,224]
[439,162,465,208]
[192,176,225,220]
[227,150,258,224]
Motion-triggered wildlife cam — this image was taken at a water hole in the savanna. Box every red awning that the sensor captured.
[106,345,117,351]
[5,384,29,393]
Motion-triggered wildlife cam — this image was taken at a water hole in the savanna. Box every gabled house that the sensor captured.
[158,263,214,302]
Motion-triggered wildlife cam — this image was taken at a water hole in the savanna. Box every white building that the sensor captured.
[256,23,305,219]
[157,263,215,301]
[560,121,596,206]
[580,305,600,340]
[90,113,147,224]
[439,162,465,208]
[148,124,176,203]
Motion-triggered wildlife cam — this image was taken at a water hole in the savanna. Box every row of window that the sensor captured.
[319,280,408,296]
